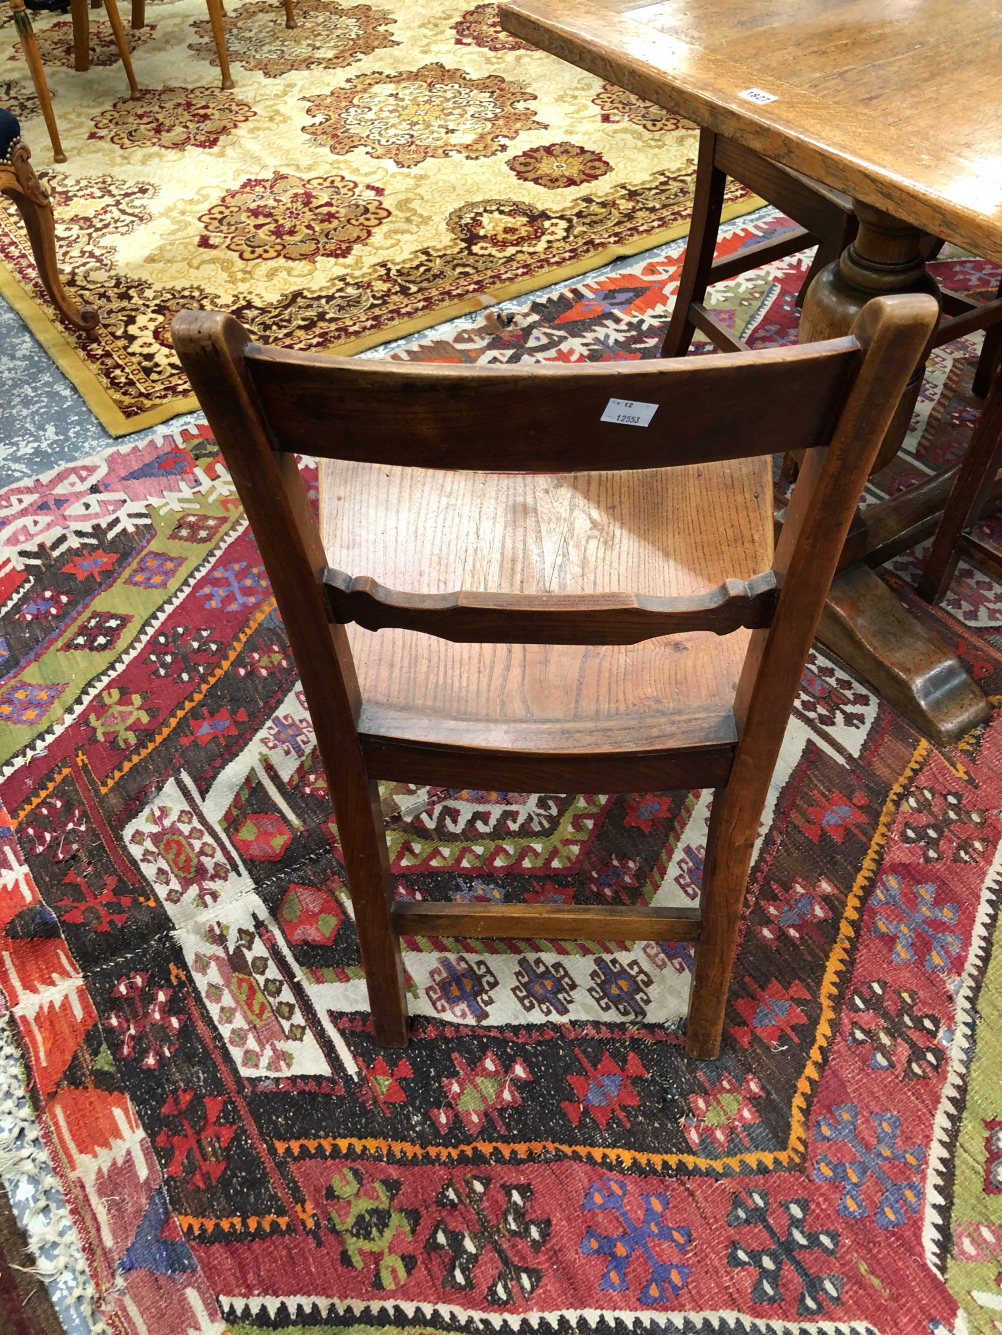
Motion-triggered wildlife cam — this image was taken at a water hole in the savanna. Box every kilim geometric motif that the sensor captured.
[2,222,1001,1334]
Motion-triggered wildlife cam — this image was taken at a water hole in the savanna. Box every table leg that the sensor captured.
[800,199,989,745]
[70,0,89,70]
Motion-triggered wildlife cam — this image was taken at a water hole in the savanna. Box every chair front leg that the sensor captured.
[685,782,757,1059]
[337,775,409,1048]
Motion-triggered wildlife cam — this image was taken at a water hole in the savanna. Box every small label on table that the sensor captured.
[601,398,659,427]
[738,87,778,104]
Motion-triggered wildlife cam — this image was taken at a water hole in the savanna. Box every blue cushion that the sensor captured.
[0,108,21,163]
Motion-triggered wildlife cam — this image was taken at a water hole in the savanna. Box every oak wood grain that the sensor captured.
[358,733,736,792]
[499,0,1002,265]
[322,568,778,642]
[319,455,773,757]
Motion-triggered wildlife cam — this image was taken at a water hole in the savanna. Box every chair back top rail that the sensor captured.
[321,567,778,643]
[243,336,862,472]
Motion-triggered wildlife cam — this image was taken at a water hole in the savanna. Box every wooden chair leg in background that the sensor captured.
[9,0,65,163]
[130,0,144,25]
[973,278,1002,399]
[281,0,295,28]
[203,0,233,89]
[661,129,727,358]
[917,365,1002,605]
[101,0,139,96]
[661,128,846,357]
[69,0,88,68]
[1,140,98,330]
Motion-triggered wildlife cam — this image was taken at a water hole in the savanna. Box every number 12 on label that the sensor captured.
[600,398,660,427]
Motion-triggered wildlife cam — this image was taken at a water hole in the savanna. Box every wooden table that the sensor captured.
[499,0,1002,745]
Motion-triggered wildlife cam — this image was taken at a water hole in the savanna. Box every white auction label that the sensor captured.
[738,87,778,104]
[600,398,659,427]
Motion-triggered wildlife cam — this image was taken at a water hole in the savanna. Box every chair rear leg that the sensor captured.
[102,0,139,98]
[685,783,758,1060]
[918,364,1002,605]
[661,128,726,358]
[973,277,1002,400]
[338,775,409,1047]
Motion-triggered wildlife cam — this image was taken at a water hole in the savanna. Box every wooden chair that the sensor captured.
[123,0,298,92]
[663,128,1002,387]
[9,0,139,163]
[18,0,293,114]
[0,109,98,330]
[173,293,937,1060]
[661,127,857,358]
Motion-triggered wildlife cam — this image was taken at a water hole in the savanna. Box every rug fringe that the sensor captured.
[0,1014,110,1334]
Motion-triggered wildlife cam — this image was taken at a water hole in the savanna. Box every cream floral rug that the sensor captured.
[0,0,751,432]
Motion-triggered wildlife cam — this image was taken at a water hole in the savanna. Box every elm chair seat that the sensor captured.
[323,458,772,764]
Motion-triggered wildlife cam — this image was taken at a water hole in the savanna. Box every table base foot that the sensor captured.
[818,563,989,746]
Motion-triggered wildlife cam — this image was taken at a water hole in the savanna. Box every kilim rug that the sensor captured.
[3,215,1002,1335]
[0,0,749,434]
